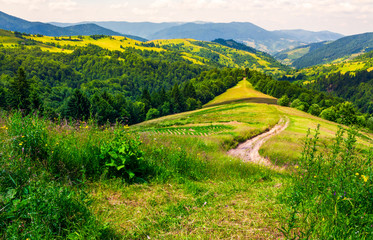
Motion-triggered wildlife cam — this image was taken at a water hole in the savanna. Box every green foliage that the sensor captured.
[278,94,290,106]
[99,130,145,181]
[0,181,101,239]
[146,108,160,121]
[66,89,91,121]
[307,103,321,116]
[7,112,49,162]
[281,126,373,239]
[8,67,31,112]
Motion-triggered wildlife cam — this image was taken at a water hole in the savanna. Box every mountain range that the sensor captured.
[51,21,343,53]
[0,11,146,41]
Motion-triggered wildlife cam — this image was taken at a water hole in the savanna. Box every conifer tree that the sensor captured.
[8,67,31,112]
[66,89,90,120]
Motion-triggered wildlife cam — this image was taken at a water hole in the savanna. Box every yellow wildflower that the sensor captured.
[295,166,299,169]
[45,144,48,147]
[356,173,359,176]
[362,175,369,182]
[19,142,23,146]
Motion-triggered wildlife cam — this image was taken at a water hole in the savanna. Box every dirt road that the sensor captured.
[228,117,289,167]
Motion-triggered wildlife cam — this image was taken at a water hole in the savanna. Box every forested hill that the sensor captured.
[212,38,287,71]
[292,32,373,68]
[279,49,373,114]
[0,32,248,125]
[0,29,288,74]
[274,41,329,65]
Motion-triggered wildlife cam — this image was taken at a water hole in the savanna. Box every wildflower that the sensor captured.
[19,142,23,146]
[22,136,25,138]
[356,173,359,176]
[314,175,317,178]
[45,144,48,147]
[362,175,369,182]
[295,165,299,169]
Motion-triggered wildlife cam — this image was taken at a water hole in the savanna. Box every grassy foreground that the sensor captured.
[1,81,372,239]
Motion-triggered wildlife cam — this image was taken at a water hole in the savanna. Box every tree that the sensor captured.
[146,108,160,121]
[278,95,290,106]
[308,104,321,116]
[170,83,184,113]
[66,89,91,120]
[8,67,31,112]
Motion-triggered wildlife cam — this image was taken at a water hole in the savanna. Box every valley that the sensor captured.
[0,9,372,239]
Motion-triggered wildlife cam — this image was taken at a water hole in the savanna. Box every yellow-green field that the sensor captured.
[204,79,277,107]
[0,29,287,74]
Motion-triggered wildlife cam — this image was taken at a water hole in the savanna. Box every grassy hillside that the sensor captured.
[282,49,373,81]
[0,29,287,75]
[1,79,372,239]
[204,79,277,107]
[148,39,286,74]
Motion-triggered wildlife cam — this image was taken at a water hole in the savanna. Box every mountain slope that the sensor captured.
[273,30,343,43]
[275,41,329,64]
[0,28,287,74]
[292,32,373,68]
[0,10,145,40]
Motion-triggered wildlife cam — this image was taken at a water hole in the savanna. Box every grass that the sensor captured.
[1,81,372,238]
[204,79,277,107]
[260,106,372,166]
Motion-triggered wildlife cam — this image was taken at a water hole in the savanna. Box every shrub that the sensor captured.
[278,95,290,106]
[99,130,145,181]
[280,126,373,239]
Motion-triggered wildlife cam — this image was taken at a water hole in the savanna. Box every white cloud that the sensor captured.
[48,0,77,11]
[110,3,129,9]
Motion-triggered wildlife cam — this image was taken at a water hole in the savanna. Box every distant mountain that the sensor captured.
[146,22,342,53]
[273,30,343,43]
[0,11,146,41]
[50,21,343,54]
[292,32,373,68]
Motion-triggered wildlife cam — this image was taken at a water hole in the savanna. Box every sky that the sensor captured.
[0,0,372,35]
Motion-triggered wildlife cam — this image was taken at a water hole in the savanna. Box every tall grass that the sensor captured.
[280,125,373,239]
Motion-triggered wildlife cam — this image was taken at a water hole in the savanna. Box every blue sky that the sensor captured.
[1,0,372,35]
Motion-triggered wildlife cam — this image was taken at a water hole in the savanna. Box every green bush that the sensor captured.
[99,130,145,181]
[281,126,373,239]
[278,94,290,106]
[0,181,103,239]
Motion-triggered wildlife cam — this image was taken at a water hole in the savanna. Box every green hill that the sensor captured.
[274,41,329,65]
[292,32,373,68]
[0,29,287,74]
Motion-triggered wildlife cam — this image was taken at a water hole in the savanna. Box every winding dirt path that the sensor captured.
[228,117,289,167]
